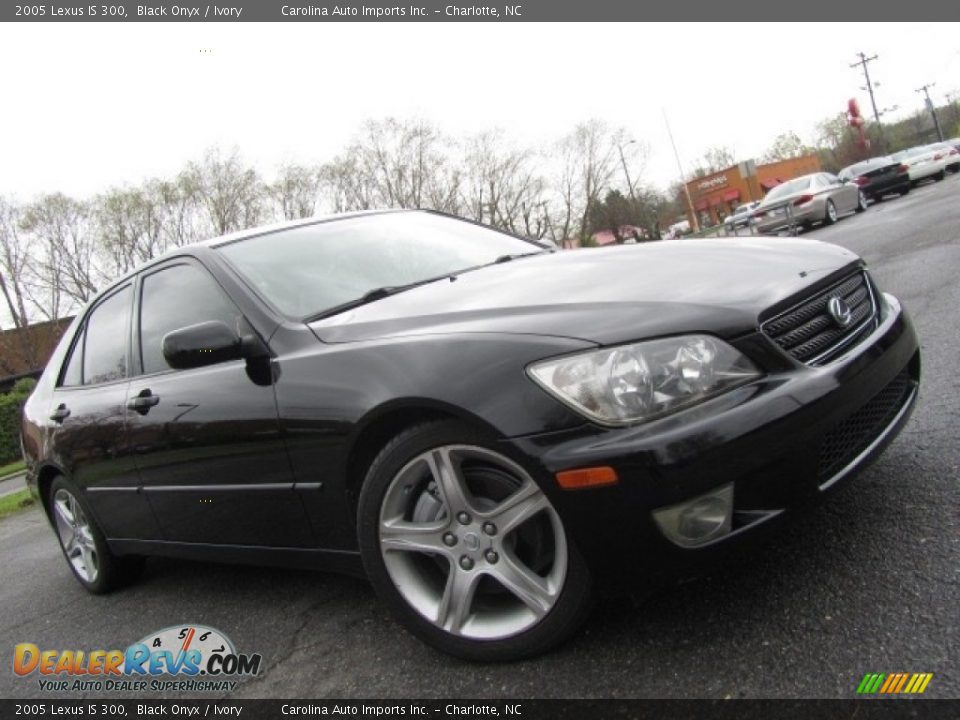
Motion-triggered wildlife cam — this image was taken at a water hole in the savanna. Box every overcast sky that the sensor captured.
[1,22,958,199]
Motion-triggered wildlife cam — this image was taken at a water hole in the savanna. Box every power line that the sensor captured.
[850,52,881,124]
[915,83,944,142]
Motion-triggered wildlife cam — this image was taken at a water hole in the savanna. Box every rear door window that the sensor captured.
[82,286,132,385]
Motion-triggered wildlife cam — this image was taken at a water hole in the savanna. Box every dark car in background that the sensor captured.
[838,156,912,202]
[21,210,920,661]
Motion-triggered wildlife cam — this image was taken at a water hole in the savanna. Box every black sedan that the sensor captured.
[21,210,920,661]
[838,156,912,201]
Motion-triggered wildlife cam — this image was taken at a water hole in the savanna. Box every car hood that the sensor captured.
[309,238,861,345]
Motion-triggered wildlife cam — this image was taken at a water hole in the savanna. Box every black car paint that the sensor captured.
[21,211,920,591]
[839,158,911,200]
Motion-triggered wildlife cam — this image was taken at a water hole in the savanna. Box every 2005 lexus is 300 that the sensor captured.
[22,210,919,660]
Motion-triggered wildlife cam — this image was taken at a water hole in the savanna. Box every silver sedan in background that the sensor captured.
[752,172,867,234]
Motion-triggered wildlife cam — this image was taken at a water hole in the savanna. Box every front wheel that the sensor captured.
[823,199,838,225]
[357,421,592,661]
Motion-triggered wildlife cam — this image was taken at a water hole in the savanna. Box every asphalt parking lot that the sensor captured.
[1,174,957,700]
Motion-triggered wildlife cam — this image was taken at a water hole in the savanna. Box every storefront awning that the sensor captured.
[722,189,740,202]
[694,198,709,211]
[709,195,725,206]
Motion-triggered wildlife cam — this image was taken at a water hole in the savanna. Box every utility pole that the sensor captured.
[915,83,944,142]
[662,109,700,233]
[850,52,881,123]
[617,140,637,202]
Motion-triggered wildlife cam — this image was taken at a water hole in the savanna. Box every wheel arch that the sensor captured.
[342,399,504,517]
[36,462,66,525]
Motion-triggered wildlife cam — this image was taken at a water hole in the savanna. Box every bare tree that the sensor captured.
[762,132,810,162]
[321,118,459,213]
[549,120,625,245]
[694,145,737,176]
[19,193,99,318]
[151,176,205,249]
[458,130,548,237]
[184,148,266,236]
[0,197,44,371]
[269,164,321,220]
[93,186,166,276]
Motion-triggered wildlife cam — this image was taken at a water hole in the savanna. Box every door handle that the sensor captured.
[127,389,160,414]
[50,403,71,423]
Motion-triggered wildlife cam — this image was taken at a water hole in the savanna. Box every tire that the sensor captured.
[49,477,144,594]
[934,170,946,182]
[855,191,867,213]
[357,421,593,661]
[823,199,838,225]
[899,185,911,196]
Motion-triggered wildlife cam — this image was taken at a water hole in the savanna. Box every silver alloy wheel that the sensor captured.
[379,445,567,640]
[858,191,868,210]
[53,488,99,583]
[826,201,838,222]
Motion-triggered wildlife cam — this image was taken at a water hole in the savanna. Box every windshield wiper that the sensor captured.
[305,249,553,323]
[304,275,452,322]
[492,250,552,264]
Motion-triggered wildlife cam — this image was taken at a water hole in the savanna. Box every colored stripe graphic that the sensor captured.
[857,673,932,694]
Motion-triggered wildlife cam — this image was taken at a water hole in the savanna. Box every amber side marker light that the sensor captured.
[555,466,619,490]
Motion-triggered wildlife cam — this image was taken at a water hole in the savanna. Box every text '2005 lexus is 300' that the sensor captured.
[21,210,919,661]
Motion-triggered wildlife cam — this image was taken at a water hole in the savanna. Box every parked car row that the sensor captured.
[723,140,957,237]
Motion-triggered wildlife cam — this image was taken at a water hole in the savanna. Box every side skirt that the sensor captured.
[108,538,365,578]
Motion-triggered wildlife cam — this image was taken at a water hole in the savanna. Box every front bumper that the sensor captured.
[507,293,919,592]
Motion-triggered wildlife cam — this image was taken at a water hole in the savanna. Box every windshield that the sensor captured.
[217,212,540,319]
[763,177,811,202]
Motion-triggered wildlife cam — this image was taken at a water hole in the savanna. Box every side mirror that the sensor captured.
[162,321,250,370]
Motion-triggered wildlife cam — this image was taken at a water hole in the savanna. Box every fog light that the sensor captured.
[652,483,733,548]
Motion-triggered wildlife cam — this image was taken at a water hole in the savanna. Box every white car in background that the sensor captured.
[890,145,947,185]
[927,141,960,173]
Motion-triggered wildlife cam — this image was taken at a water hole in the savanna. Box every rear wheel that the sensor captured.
[855,191,868,213]
[357,421,592,661]
[49,477,143,594]
[823,200,838,225]
[934,170,946,182]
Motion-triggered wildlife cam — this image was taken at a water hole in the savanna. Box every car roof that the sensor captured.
[196,208,409,249]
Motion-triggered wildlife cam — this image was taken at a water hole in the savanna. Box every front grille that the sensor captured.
[762,271,878,365]
[818,371,912,482]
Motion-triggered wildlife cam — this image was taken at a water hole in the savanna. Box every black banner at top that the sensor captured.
[2,0,957,22]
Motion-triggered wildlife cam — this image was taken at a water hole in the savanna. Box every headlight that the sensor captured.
[527,335,760,426]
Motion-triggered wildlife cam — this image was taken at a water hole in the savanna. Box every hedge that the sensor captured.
[0,378,37,465]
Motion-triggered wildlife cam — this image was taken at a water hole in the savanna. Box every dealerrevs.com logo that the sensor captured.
[13,624,262,693]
